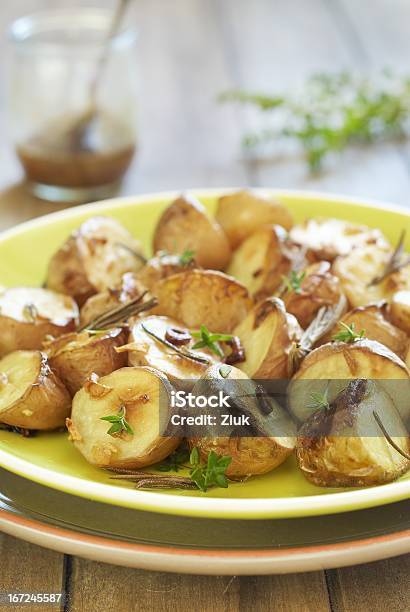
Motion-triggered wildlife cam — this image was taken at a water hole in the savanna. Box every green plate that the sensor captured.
[0,189,409,519]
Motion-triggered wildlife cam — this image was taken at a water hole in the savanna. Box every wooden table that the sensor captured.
[0,1,409,610]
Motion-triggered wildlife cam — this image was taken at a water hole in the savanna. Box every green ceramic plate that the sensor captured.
[0,189,409,519]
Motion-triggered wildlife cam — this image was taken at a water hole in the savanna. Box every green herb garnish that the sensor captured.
[307,390,330,412]
[156,445,190,472]
[189,447,232,492]
[221,70,410,172]
[332,321,365,343]
[191,325,233,358]
[100,406,134,437]
[179,249,195,266]
[282,270,306,294]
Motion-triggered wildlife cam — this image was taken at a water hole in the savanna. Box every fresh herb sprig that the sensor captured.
[332,321,366,343]
[179,249,196,266]
[220,71,410,172]
[141,323,211,364]
[191,325,233,358]
[101,406,134,437]
[156,445,191,472]
[308,390,330,412]
[189,447,232,492]
[282,270,306,294]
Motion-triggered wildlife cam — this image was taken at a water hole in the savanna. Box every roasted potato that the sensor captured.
[136,252,198,294]
[0,350,71,430]
[188,364,296,478]
[282,261,345,329]
[319,303,409,360]
[80,273,146,328]
[333,244,410,307]
[46,216,144,305]
[46,328,128,395]
[0,287,79,358]
[152,270,252,333]
[234,298,302,378]
[153,194,231,270]
[67,366,180,468]
[389,290,410,335]
[288,339,410,424]
[296,379,410,487]
[124,315,219,388]
[290,218,389,262]
[216,190,293,248]
[226,225,302,300]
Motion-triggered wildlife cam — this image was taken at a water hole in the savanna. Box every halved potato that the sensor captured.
[152,270,252,333]
[333,244,410,307]
[188,364,296,478]
[153,194,231,270]
[226,225,301,300]
[136,252,198,294]
[124,315,219,388]
[0,287,79,358]
[288,339,410,424]
[296,379,410,487]
[46,328,128,395]
[216,190,293,248]
[389,290,410,335]
[290,218,388,261]
[234,298,302,378]
[282,262,345,329]
[80,273,146,328]
[67,366,180,468]
[0,350,71,430]
[46,216,144,305]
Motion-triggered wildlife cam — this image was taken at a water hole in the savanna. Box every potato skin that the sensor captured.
[0,350,71,430]
[189,436,293,478]
[152,269,252,333]
[46,328,128,395]
[46,216,144,306]
[67,366,180,469]
[0,288,79,358]
[282,261,345,329]
[153,194,231,270]
[80,273,146,328]
[216,190,293,248]
[389,290,410,335]
[137,252,198,293]
[319,303,409,360]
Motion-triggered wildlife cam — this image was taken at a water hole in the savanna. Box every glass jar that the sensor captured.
[7,8,138,203]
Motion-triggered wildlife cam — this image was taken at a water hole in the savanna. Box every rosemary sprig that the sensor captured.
[368,231,410,286]
[141,323,211,364]
[373,411,410,460]
[332,321,365,343]
[282,270,306,294]
[79,292,157,332]
[307,390,330,412]
[191,325,233,358]
[100,405,134,437]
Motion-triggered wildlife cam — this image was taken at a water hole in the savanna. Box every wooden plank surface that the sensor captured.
[0,1,408,611]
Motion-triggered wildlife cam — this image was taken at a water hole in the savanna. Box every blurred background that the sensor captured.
[1,0,410,227]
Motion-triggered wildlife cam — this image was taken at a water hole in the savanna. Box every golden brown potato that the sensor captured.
[288,339,410,424]
[282,261,345,329]
[389,290,410,335]
[80,273,146,328]
[216,190,293,248]
[67,366,180,468]
[152,270,252,333]
[333,244,410,307]
[0,350,71,430]
[46,216,145,306]
[124,315,219,388]
[290,218,389,262]
[319,303,409,360]
[188,364,296,478]
[45,328,128,395]
[234,298,302,378]
[153,194,231,270]
[136,252,198,294]
[226,225,302,300]
[296,380,410,487]
[0,287,79,358]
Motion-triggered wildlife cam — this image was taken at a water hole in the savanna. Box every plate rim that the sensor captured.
[0,188,409,520]
[0,506,409,574]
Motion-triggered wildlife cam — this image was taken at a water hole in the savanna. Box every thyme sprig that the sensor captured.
[333,321,365,343]
[189,447,232,492]
[191,325,233,358]
[308,390,330,412]
[179,249,196,266]
[282,270,306,294]
[100,405,134,437]
[141,323,211,364]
